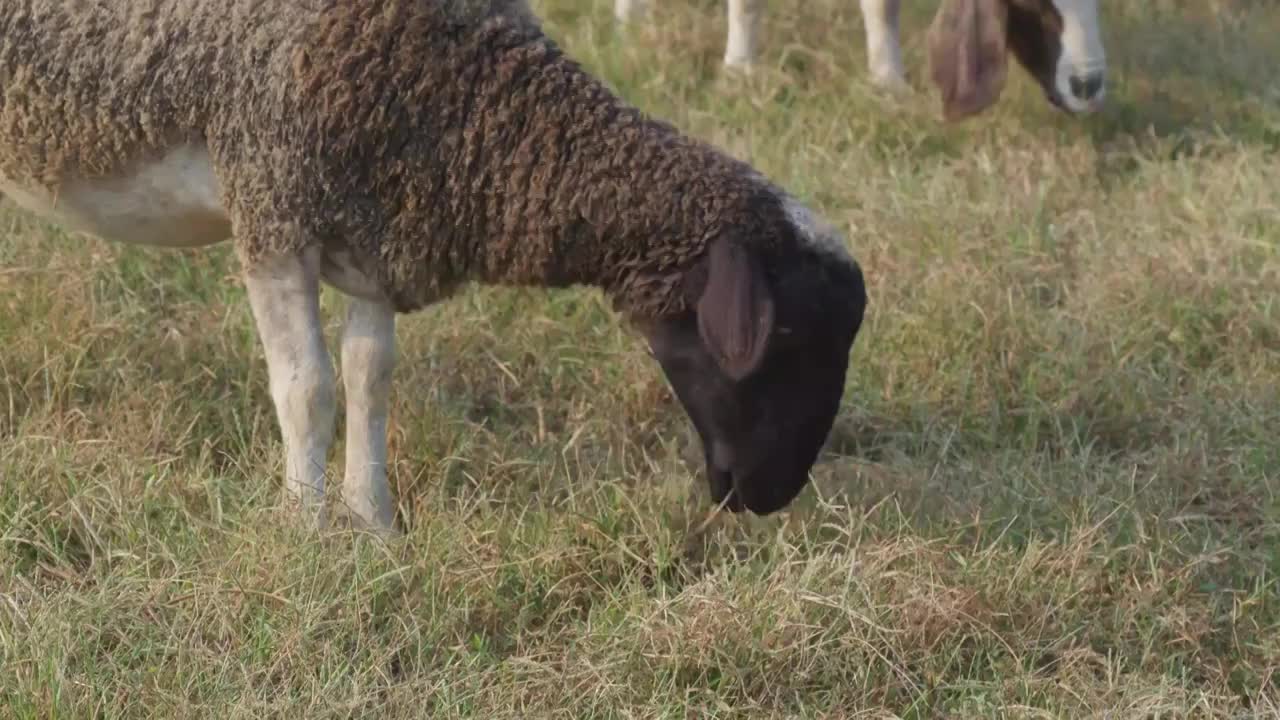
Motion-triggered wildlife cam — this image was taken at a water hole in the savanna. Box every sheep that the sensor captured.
[0,0,868,534]
[614,0,1108,121]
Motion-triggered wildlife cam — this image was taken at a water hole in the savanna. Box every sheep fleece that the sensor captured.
[0,0,805,317]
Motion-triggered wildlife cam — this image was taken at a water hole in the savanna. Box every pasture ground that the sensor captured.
[2,1,1278,716]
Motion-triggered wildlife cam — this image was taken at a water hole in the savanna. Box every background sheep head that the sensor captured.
[928,0,1107,120]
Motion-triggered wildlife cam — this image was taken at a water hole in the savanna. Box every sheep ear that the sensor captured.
[696,238,775,381]
[927,0,1009,121]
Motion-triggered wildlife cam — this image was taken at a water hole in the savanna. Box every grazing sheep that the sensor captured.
[614,0,1108,121]
[0,0,868,533]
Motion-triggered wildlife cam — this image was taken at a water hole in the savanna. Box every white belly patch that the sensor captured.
[0,144,231,248]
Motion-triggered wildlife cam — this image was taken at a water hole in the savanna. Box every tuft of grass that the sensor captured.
[2,1,1278,716]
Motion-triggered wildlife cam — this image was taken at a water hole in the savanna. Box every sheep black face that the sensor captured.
[927,0,1106,121]
[641,237,867,515]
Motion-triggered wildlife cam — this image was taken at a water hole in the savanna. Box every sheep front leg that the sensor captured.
[724,0,762,70]
[244,249,336,526]
[339,297,397,533]
[614,0,645,23]
[860,0,907,89]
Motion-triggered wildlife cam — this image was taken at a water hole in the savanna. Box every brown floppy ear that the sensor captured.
[696,238,776,381]
[927,0,1010,121]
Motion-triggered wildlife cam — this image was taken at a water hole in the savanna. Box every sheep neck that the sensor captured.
[460,57,771,318]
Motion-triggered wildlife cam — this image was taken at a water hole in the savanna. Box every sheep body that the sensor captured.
[0,0,867,531]
[2,0,836,316]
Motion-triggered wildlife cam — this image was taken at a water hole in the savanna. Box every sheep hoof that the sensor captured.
[328,502,402,540]
[869,69,911,94]
[722,57,755,76]
[713,63,757,96]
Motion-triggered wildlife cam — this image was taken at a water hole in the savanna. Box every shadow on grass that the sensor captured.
[1082,4,1279,174]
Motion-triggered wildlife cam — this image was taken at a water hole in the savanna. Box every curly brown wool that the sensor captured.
[1,0,810,319]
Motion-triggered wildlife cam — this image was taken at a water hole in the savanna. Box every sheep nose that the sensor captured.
[1068,70,1105,102]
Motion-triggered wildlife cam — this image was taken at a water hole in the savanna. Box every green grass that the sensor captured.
[2,1,1279,716]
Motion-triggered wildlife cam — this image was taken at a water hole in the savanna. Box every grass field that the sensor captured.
[2,1,1279,717]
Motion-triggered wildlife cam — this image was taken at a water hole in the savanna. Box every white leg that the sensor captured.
[615,0,647,24]
[724,0,762,70]
[243,249,336,524]
[860,0,907,88]
[340,297,397,532]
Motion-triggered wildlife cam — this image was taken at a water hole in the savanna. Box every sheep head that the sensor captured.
[638,233,866,515]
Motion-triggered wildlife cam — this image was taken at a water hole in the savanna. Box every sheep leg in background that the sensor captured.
[243,248,336,526]
[724,0,762,70]
[861,0,907,89]
[614,0,646,23]
[340,297,398,533]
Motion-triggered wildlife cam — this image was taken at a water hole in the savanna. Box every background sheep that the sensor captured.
[0,0,866,533]
[615,0,1108,121]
